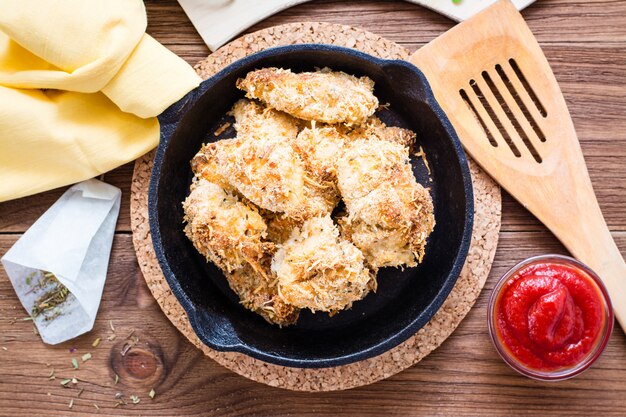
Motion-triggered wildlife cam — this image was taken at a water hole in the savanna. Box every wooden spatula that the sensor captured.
[410,0,626,332]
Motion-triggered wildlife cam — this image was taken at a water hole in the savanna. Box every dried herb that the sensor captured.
[109,320,115,332]
[81,353,92,362]
[71,358,79,369]
[71,377,78,385]
[130,395,140,404]
[78,388,84,397]
[120,342,132,356]
[1,347,7,351]
[68,399,74,409]
[114,374,120,385]
[113,398,127,408]
[48,369,55,380]
[92,338,101,348]
[29,271,71,320]
[93,403,100,410]
[149,388,156,399]
[25,271,36,286]
[60,379,71,387]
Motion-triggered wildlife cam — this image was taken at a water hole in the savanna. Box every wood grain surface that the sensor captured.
[0,0,625,415]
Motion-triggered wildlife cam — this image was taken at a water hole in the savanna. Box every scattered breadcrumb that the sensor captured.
[213,121,231,136]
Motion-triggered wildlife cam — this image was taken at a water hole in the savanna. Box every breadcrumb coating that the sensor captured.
[183,179,299,326]
[183,179,270,274]
[337,138,435,268]
[347,116,416,147]
[271,215,375,313]
[220,99,336,219]
[227,262,300,326]
[230,98,300,140]
[337,137,413,203]
[263,211,303,245]
[216,133,307,217]
[289,122,345,212]
[190,139,237,193]
[237,67,378,125]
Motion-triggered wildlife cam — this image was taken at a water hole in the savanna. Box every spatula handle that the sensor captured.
[564,224,626,333]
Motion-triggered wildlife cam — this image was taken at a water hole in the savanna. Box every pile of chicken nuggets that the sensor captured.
[183,67,435,326]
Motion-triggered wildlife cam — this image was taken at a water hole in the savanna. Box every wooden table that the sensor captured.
[1,0,625,415]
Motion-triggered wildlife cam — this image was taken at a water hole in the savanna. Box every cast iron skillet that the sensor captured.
[149,44,473,368]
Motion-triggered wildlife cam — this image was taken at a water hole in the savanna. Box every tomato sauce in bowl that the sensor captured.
[488,255,613,380]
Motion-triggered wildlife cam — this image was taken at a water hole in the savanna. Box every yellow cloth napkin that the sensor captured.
[0,0,202,202]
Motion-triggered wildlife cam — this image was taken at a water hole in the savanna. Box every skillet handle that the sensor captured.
[188,307,246,352]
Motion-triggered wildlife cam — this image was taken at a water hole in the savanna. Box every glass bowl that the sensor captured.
[488,254,613,381]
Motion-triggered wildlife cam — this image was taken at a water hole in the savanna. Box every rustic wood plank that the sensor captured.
[1,0,626,415]
[1,233,625,416]
[145,0,626,67]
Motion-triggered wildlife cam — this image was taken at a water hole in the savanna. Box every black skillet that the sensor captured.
[149,44,473,368]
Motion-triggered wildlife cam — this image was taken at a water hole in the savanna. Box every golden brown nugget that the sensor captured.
[339,181,435,268]
[190,139,237,193]
[230,98,300,140]
[271,215,375,313]
[337,138,435,268]
[227,262,300,326]
[337,137,413,203]
[183,179,299,326]
[290,123,347,214]
[347,116,416,147]
[237,67,378,125]
[216,134,307,217]
[182,178,271,274]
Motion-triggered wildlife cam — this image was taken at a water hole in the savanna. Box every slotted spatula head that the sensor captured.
[410,0,626,331]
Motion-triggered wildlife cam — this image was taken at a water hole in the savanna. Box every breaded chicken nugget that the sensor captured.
[289,123,346,213]
[190,139,237,193]
[347,116,416,147]
[271,215,375,313]
[339,181,435,268]
[230,98,300,140]
[237,67,378,125]
[183,178,271,273]
[337,137,413,203]
[227,262,300,326]
[218,100,337,219]
[183,179,298,326]
[216,134,307,217]
[337,138,435,268]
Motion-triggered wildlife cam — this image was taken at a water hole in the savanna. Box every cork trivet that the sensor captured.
[131,22,501,391]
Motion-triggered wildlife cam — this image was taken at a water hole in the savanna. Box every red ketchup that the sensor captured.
[494,262,607,371]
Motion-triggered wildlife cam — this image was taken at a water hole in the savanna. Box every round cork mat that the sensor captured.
[131,22,501,391]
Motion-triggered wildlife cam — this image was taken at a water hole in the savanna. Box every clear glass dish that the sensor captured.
[487,254,613,381]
